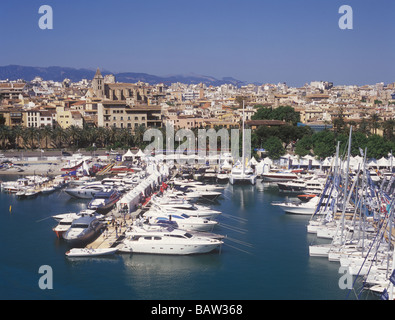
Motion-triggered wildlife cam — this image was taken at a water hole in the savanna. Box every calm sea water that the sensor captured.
[0,176,374,300]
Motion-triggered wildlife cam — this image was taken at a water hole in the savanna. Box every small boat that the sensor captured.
[41,186,56,194]
[65,247,118,257]
[16,188,40,199]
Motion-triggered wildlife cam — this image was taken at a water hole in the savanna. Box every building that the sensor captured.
[97,101,162,129]
[55,106,84,129]
[0,83,26,99]
[92,68,150,104]
[0,106,24,127]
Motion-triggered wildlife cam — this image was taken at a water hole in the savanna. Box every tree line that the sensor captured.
[251,105,395,160]
[0,123,148,151]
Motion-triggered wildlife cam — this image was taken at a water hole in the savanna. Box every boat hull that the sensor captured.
[66,248,118,257]
[119,240,222,255]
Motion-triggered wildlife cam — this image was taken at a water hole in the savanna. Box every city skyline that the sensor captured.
[0,0,394,87]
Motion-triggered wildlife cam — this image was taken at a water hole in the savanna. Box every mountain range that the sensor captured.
[0,65,247,86]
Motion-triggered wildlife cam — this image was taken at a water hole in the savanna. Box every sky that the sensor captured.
[0,0,394,86]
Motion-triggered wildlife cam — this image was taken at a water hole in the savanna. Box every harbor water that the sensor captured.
[0,176,373,300]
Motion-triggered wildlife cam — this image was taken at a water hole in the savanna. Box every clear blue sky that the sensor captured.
[0,0,394,86]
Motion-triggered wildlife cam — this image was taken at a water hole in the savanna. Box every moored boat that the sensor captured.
[88,189,122,214]
[118,225,223,255]
[62,215,104,245]
[65,248,118,257]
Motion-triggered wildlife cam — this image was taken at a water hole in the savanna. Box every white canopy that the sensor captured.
[377,157,390,167]
[135,149,146,157]
[122,149,134,161]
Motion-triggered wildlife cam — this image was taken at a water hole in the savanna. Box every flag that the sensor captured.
[359,147,364,157]
[380,288,389,300]
[390,270,395,286]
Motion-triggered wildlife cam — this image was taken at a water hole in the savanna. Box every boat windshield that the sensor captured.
[181,214,190,218]
[184,233,193,238]
[71,224,89,228]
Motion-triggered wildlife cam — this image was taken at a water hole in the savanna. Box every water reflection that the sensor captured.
[120,253,223,299]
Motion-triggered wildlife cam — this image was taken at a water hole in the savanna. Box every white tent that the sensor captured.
[322,158,332,167]
[367,159,378,168]
[122,149,134,161]
[377,157,390,167]
[135,149,146,157]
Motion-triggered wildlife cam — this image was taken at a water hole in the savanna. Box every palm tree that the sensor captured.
[67,125,82,149]
[369,113,382,135]
[23,127,39,149]
[133,125,146,148]
[0,126,10,149]
[12,125,24,149]
[382,119,395,142]
[52,126,68,149]
[41,125,53,149]
[95,127,107,148]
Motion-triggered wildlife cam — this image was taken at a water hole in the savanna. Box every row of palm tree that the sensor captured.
[332,110,395,141]
[0,125,148,151]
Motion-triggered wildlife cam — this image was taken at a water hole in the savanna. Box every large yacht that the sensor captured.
[143,209,218,232]
[65,182,112,199]
[62,215,103,245]
[118,225,223,255]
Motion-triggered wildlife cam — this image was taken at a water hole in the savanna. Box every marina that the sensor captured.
[0,144,394,300]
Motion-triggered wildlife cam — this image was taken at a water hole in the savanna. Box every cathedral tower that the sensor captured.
[92,68,105,98]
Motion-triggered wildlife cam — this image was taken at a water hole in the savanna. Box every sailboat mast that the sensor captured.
[341,126,353,244]
[242,100,245,178]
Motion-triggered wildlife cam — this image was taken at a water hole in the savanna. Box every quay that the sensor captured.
[86,204,147,250]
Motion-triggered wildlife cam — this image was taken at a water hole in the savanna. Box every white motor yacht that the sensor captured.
[53,217,74,239]
[262,170,299,182]
[271,196,321,215]
[65,182,112,199]
[144,209,218,232]
[150,198,221,220]
[118,225,223,255]
[52,209,102,222]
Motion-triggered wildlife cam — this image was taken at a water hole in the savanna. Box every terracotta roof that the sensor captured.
[246,120,287,126]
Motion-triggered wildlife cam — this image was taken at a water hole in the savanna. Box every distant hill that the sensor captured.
[0,65,246,86]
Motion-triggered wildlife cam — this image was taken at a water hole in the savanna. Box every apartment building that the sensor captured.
[97,101,162,129]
